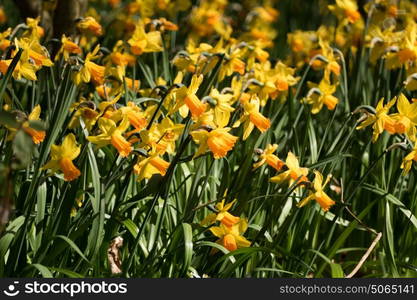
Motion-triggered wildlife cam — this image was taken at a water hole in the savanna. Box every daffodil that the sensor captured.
[68,96,121,130]
[313,39,341,78]
[15,38,53,69]
[304,79,339,114]
[366,26,399,64]
[189,1,231,38]
[147,18,179,32]
[140,117,184,154]
[328,0,361,24]
[22,105,46,144]
[269,62,300,101]
[209,88,235,128]
[270,152,309,186]
[404,73,417,91]
[42,134,81,181]
[112,101,148,134]
[390,94,417,138]
[386,22,417,70]
[356,97,397,142]
[297,170,335,212]
[287,30,316,54]
[209,219,251,252]
[134,149,170,182]
[0,28,11,51]
[0,50,38,81]
[201,199,240,227]
[253,144,285,171]
[190,127,238,159]
[218,46,246,81]
[401,143,417,175]
[87,117,133,157]
[249,61,278,105]
[7,105,46,144]
[174,74,207,118]
[245,40,270,69]
[77,16,103,36]
[74,45,105,85]
[23,17,44,39]
[56,35,82,61]
[128,21,163,55]
[233,96,271,140]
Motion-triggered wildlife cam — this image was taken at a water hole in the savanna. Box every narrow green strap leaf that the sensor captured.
[30,263,53,278]
[54,235,90,264]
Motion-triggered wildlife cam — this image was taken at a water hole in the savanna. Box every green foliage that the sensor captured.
[0,0,417,279]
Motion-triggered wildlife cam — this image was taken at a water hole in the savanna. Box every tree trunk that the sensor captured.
[53,0,89,39]
[12,0,89,39]
[12,0,42,19]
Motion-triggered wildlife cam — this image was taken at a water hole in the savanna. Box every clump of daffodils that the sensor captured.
[5,0,417,259]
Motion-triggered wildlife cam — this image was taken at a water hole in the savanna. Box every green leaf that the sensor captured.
[86,144,104,259]
[30,263,53,278]
[363,184,417,230]
[28,120,47,131]
[182,223,193,275]
[49,267,83,278]
[0,111,19,128]
[54,235,90,264]
[330,263,344,278]
[36,182,46,224]
[0,216,25,276]
[12,130,34,168]
[0,49,22,108]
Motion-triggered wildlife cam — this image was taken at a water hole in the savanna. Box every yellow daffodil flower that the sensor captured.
[390,94,417,138]
[87,116,133,157]
[42,134,81,181]
[253,144,285,171]
[133,150,170,182]
[328,0,361,24]
[249,61,278,105]
[201,199,240,227]
[112,101,148,134]
[209,218,251,253]
[7,105,46,144]
[23,17,44,39]
[270,152,309,186]
[77,16,103,36]
[56,35,82,61]
[68,95,121,130]
[128,21,163,55]
[404,73,417,91]
[209,88,235,128]
[304,79,339,114]
[401,143,417,175]
[190,127,238,159]
[356,97,397,142]
[140,117,184,155]
[233,96,271,140]
[312,39,341,78]
[218,47,246,81]
[174,74,207,118]
[15,38,53,69]
[22,105,46,144]
[74,45,105,85]
[269,62,300,101]
[297,170,335,212]
[0,50,38,81]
